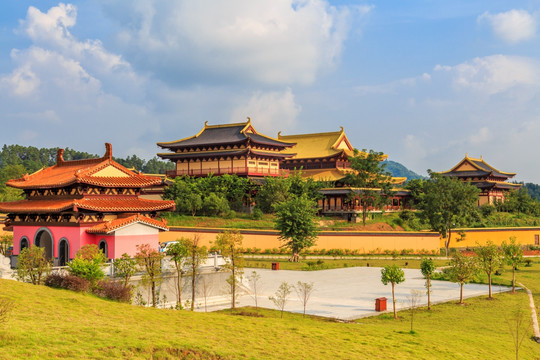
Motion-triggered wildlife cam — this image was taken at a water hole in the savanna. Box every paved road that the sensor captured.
[215,267,507,320]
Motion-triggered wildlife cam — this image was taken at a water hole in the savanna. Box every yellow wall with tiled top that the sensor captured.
[441,227,540,248]
[160,229,440,252]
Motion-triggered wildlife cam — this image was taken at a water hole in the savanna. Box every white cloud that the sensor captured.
[349,54,540,182]
[0,4,159,158]
[15,4,143,101]
[103,0,356,86]
[230,88,302,135]
[434,55,540,95]
[468,127,491,144]
[478,9,537,44]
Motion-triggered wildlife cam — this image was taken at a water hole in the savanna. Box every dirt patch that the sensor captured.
[356,223,404,231]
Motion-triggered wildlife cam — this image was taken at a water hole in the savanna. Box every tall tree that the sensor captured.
[501,237,524,294]
[135,244,164,307]
[475,241,503,299]
[448,252,477,304]
[417,171,479,256]
[215,231,244,309]
[420,258,436,310]
[166,239,191,308]
[344,149,393,225]
[381,265,405,319]
[274,195,319,262]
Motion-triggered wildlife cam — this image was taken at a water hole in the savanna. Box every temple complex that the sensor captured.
[439,155,521,205]
[158,119,296,179]
[0,143,175,266]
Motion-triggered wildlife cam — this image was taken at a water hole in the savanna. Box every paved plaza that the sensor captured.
[220,267,508,320]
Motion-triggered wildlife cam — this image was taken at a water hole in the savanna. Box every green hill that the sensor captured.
[384,160,425,181]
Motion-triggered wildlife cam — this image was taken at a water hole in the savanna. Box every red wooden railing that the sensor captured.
[166,167,288,178]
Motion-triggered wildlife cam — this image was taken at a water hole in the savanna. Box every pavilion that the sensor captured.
[439,155,521,205]
[0,143,175,266]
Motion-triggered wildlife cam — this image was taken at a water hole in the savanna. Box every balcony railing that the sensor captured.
[166,166,289,178]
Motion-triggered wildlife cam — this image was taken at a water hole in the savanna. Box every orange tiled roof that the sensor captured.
[0,197,175,214]
[86,214,168,234]
[7,143,163,189]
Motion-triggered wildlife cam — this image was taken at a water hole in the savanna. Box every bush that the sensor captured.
[44,273,90,292]
[67,256,105,285]
[16,246,52,285]
[479,204,496,217]
[43,273,65,288]
[94,279,132,303]
[225,210,237,219]
[399,210,414,221]
[250,208,263,220]
[202,193,229,216]
[62,275,91,292]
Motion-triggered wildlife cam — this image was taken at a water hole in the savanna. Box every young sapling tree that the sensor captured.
[381,265,405,319]
[295,281,315,317]
[420,258,435,310]
[475,241,503,299]
[501,237,523,294]
[269,281,292,318]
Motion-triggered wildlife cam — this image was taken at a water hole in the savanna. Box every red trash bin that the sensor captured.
[375,297,387,312]
[271,262,280,270]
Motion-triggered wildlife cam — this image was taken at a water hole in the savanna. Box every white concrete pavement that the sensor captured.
[215,267,510,320]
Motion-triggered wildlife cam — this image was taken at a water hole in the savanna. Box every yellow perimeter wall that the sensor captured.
[445,227,540,248]
[160,228,440,253]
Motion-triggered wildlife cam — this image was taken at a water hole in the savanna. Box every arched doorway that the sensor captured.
[58,238,69,266]
[34,228,53,260]
[20,237,29,252]
[99,239,108,259]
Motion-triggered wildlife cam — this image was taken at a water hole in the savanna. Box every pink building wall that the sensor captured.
[113,234,159,258]
[13,225,91,258]
[12,224,161,260]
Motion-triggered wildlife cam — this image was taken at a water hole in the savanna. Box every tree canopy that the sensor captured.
[344,149,393,225]
[274,195,319,262]
[414,171,479,256]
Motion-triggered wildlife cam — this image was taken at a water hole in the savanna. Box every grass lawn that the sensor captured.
[244,257,450,271]
[0,259,539,359]
[162,212,414,231]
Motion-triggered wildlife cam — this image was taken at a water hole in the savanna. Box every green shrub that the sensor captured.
[399,210,414,221]
[250,208,263,220]
[67,245,106,286]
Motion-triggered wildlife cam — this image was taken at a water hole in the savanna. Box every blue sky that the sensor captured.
[1,1,540,182]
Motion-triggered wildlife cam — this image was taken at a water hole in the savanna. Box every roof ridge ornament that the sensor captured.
[57,148,65,164]
[104,143,112,160]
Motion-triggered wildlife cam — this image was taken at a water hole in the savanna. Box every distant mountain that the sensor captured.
[384,160,425,181]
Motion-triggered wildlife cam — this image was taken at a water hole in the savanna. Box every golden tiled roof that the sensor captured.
[440,154,516,177]
[291,168,351,182]
[278,128,354,159]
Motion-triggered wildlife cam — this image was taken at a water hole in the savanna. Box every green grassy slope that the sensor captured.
[0,260,539,359]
